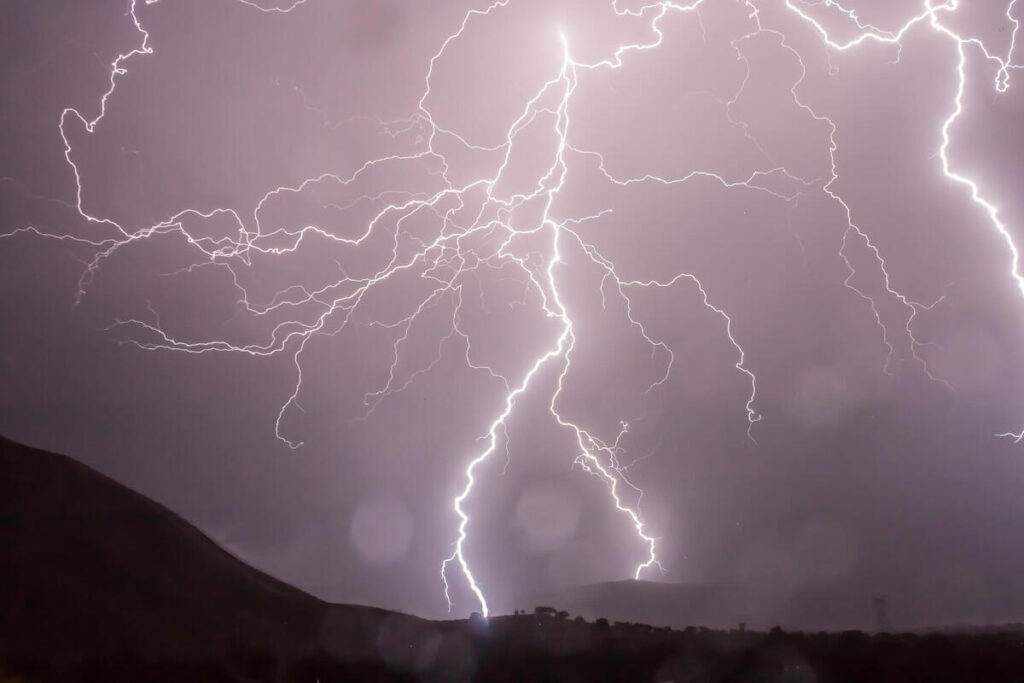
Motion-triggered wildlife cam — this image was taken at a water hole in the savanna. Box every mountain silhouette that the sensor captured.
[5,434,1024,683]
[521,578,879,632]
[0,434,432,680]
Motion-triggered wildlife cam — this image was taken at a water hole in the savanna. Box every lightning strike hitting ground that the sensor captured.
[3,0,1022,617]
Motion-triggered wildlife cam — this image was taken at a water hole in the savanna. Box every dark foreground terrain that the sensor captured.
[2,435,1023,682]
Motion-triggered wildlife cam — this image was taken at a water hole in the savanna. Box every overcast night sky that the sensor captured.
[2,0,1024,626]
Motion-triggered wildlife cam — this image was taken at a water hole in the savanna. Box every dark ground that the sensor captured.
[2,434,1023,682]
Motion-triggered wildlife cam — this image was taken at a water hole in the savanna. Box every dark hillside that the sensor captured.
[0,434,329,664]
[3,434,1024,683]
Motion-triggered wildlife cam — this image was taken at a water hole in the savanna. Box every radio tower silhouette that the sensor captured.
[872,595,892,632]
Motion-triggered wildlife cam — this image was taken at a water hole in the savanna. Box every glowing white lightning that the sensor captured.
[3,0,1023,620]
[780,0,1023,434]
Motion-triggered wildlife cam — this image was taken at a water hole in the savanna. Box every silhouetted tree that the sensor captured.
[469,611,489,637]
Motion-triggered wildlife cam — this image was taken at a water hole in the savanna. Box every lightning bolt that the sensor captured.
[779,0,1023,433]
[3,0,1023,619]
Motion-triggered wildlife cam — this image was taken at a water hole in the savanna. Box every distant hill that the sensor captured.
[5,434,1024,683]
[519,572,1024,634]
[522,578,883,632]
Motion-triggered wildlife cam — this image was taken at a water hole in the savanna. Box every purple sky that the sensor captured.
[2,0,1024,625]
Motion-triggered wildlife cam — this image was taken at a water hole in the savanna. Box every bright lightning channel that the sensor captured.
[2,0,1022,619]
[779,0,1023,435]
